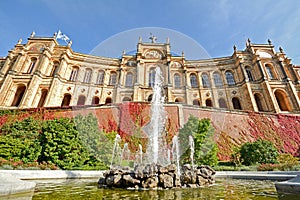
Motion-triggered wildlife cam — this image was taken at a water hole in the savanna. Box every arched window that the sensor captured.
[122,97,131,102]
[109,72,117,85]
[125,72,133,87]
[245,67,254,82]
[92,96,100,105]
[105,97,112,104]
[218,98,227,108]
[28,58,37,73]
[274,90,292,111]
[83,68,92,83]
[69,66,79,81]
[213,72,223,87]
[232,97,242,110]
[37,89,48,107]
[175,98,184,103]
[96,70,105,85]
[149,68,156,87]
[254,93,264,111]
[11,85,26,107]
[201,73,210,88]
[225,71,235,85]
[77,95,86,106]
[190,73,198,88]
[265,64,275,79]
[193,99,200,106]
[205,99,212,107]
[50,61,59,76]
[61,93,71,107]
[174,73,181,88]
[148,94,153,102]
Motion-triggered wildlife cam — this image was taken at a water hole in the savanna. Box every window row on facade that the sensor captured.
[66,64,280,89]
[10,82,296,113]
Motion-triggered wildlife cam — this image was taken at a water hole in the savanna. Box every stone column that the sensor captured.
[278,60,288,80]
[3,86,16,107]
[263,82,279,112]
[256,59,267,80]
[0,55,12,75]
[21,76,41,108]
[135,61,140,85]
[11,52,26,72]
[58,55,68,78]
[37,50,51,75]
[286,80,300,111]
[118,68,124,86]
[103,69,109,86]
[183,69,189,104]
[288,65,299,83]
[239,63,248,82]
[167,61,171,85]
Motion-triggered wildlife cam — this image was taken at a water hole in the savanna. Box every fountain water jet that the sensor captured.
[172,135,181,176]
[110,134,121,168]
[189,135,195,170]
[120,143,130,166]
[144,67,169,166]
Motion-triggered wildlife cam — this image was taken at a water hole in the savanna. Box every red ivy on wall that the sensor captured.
[247,112,300,156]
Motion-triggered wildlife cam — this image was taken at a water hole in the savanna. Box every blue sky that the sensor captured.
[1,0,300,64]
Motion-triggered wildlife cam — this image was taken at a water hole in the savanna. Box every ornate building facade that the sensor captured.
[0,33,300,113]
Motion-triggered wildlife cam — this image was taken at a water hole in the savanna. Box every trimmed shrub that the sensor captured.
[239,139,278,166]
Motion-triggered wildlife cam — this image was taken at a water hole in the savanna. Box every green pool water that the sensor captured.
[8,178,300,200]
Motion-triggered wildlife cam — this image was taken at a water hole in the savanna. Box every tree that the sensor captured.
[74,113,114,167]
[178,115,218,166]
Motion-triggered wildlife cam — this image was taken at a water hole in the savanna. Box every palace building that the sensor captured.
[0,32,300,113]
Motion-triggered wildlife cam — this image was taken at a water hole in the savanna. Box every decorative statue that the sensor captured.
[149,33,157,43]
[68,40,72,47]
[30,31,35,38]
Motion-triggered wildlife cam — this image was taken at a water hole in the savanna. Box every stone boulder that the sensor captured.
[98,164,215,189]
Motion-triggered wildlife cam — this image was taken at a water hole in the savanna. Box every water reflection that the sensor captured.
[5,178,298,200]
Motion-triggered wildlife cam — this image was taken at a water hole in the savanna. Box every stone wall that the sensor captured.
[1,103,299,161]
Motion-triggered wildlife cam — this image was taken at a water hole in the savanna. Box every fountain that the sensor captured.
[110,134,121,168]
[189,135,195,170]
[99,66,215,189]
[144,67,168,166]
[172,135,181,176]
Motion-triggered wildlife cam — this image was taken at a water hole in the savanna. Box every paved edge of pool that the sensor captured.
[1,170,300,196]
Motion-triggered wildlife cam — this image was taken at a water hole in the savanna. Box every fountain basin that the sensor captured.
[98,163,215,189]
[275,175,300,195]
[0,173,36,196]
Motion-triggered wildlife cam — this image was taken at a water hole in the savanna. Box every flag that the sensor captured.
[56,30,70,43]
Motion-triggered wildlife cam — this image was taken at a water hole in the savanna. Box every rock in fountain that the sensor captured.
[98,164,215,189]
[99,66,215,189]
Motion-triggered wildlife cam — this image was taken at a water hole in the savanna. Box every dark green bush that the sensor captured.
[0,115,109,170]
[0,117,42,163]
[39,118,92,169]
[239,139,278,166]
